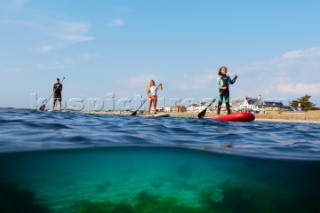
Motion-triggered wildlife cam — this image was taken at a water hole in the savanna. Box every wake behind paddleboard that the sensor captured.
[211,112,255,122]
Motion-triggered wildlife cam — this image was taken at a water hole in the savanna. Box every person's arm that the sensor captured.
[217,76,223,89]
[230,75,238,84]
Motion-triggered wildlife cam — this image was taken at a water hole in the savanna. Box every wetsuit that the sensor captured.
[216,74,237,114]
[53,83,63,102]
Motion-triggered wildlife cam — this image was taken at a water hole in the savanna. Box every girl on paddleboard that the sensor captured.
[216,66,237,115]
[146,80,163,114]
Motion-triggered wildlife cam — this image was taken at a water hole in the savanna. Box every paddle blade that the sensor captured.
[198,108,207,118]
[131,110,138,116]
[39,104,45,111]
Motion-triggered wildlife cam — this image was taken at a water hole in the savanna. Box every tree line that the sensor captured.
[290,94,316,111]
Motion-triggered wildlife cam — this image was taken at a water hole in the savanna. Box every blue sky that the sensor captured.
[1,0,320,109]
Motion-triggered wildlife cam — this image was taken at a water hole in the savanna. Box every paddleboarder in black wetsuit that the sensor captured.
[52,78,63,111]
[216,66,237,115]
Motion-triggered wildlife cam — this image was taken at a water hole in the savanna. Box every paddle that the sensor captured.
[198,75,237,118]
[39,77,65,111]
[131,83,162,116]
[197,92,222,118]
[130,99,147,116]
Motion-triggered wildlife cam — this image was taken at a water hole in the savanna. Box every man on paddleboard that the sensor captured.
[216,66,237,115]
[52,78,63,111]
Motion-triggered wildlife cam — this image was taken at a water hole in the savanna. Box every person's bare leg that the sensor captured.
[153,99,157,114]
[147,98,152,115]
[59,100,62,111]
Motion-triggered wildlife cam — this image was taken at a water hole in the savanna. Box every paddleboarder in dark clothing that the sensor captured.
[52,78,63,111]
[216,66,237,115]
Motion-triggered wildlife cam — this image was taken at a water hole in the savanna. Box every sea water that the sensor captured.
[0,109,319,212]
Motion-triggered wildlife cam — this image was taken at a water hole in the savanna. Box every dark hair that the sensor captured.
[218,66,227,75]
[57,78,60,81]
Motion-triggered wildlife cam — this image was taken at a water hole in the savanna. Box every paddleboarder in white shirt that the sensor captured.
[146,80,163,114]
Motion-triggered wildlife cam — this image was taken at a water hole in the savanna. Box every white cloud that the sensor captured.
[234,46,320,105]
[278,83,320,95]
[0,67,19,73]
[52,21,94,43]
[34,60,72,71]
[0,19,33,26]
[36,21,94,53]
[130,75,155,86]
[109,19,125,26]
[81,52,104,60]
[280,47,320,60]
[0,0,28,10]
[175,71,216,90]
[238,46,320,74]
[281,50,304,60]
[12,0,27,7]
[36,43,63,53]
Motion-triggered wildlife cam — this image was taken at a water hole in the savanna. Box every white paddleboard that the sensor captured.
[143,114,170,118]
[48,109,61,112]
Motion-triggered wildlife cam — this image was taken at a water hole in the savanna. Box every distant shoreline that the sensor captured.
[1,108,320,123]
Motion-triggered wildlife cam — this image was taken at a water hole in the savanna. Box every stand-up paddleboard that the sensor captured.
[212,112,255,122]
[47,109,63,112]
[143,114,170,118]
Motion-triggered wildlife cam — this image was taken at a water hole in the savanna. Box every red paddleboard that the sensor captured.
[212,112,255,122]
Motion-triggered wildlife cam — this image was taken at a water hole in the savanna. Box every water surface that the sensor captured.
[0,109,319,212]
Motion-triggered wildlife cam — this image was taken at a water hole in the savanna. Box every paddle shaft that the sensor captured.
[197,92,222,118]
[131,99,147,116]
[205,94,220,111]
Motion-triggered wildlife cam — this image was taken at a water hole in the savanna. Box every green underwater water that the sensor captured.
[0,147,320,213]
